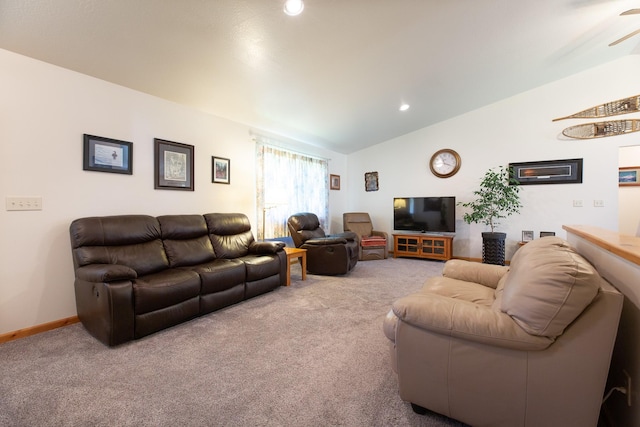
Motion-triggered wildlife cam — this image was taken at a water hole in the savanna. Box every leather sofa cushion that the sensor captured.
[74,240,169,277]
[241,255,282,282]
[210,232,254,259]
[204,212,251,235]
[194,259,246,294]
[391,292,553,351]
[423,276,496,307]
[500,237,601,338]
[70,215,161,247]
[158,215,215,267]
[133,269,201,314]
[205,213,254,258]
[300,229,326,241]
[289,212,321,231]
[443,259,509,289]
[250,241,286,254]
[163,235,215,267]
[70,215,169,276]
[158,214,209,239]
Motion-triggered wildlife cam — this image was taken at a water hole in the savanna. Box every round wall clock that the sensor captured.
[429,149,461,178]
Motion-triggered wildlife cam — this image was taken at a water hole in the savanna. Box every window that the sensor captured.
[256,141,329,240]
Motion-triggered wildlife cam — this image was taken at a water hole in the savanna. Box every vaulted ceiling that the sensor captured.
[1,0,639,153]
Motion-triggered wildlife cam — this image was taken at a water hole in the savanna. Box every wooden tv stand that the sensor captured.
[393,233,454,261]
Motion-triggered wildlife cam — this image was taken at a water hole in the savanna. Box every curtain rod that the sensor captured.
[250,132,331,161]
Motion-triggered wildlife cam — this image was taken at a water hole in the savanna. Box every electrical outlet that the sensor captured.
[594,200,605,207]
[5,197,42,211]
[624,370,632,407]
[573,200,583,207]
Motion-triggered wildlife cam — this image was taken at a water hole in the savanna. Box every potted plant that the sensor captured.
[459,166,522,265]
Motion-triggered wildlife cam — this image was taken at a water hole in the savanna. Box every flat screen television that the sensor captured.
[393,196,456,233]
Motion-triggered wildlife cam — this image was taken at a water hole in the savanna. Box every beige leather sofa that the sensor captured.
[383,237,623,427]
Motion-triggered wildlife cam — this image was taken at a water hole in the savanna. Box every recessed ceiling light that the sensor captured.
[399,104,410,112]
[284,0,304,16]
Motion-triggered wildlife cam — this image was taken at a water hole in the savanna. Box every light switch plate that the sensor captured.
[5,197,42,211]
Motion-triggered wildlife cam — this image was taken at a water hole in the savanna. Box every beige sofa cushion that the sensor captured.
[500,237,601,338]
[443,259,509,289]
[423,276,496,307]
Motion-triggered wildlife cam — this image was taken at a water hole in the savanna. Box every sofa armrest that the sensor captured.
[75,264,137,282]
[329,231,357,242]
[392,293,553,351]
[249,241,285,254]
[383,309,398,343]
[371,230,388,239]
[305,237,348,245]
[74,278,135,346]
[442,259,509,289]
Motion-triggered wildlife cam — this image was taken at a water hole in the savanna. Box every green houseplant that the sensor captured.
[459,166,522,265]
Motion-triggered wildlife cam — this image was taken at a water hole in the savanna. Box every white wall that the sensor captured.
[0,49,348,335]
[619,145,640,236]
[3,46,639,336]
[346,55,640,261]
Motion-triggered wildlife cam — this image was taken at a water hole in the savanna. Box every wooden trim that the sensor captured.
[390,254,503,264]
[563,225,640,265]
[0,316,79,344]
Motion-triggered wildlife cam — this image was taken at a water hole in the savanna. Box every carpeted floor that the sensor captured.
[0,257,469,427]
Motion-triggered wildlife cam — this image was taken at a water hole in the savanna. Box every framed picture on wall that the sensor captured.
[330,174,340,190]
[83,134,132,174]
[509,158,583,185]
[212,156,230,184]
[154,138,194,191]
[365,171,379,192]
[619,166,640,186]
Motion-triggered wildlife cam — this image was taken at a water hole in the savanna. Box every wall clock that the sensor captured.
[429,149,461,178]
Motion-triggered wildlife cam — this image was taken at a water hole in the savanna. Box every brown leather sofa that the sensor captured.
[383,237,623,427]
[69,213,286,346]
[287,212,359,275]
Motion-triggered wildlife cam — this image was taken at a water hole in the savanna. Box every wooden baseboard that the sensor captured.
[0,316,79,344]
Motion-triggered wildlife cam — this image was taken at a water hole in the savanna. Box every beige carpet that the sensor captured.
[0,257,468,427]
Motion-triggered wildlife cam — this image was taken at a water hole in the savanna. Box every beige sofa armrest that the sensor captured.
[383,309,398,343]
[442,259,509,289]
[392,293,553,351]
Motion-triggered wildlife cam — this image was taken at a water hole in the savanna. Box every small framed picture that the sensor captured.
[330,174,340,190]
[83,134,132,174]
[540,231,556,238]
[154,138,194,191]
[522,230,534,242]
[365,171,379,192]
[212,156,230,184]
[619,167,640,186]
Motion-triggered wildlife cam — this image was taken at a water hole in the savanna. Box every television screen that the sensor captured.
[393,197,456,233]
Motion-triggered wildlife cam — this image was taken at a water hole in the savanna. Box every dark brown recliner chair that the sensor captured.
[287,212,358,275]
[343,212,388,260]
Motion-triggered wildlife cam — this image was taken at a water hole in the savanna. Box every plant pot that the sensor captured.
[482,232,507,266]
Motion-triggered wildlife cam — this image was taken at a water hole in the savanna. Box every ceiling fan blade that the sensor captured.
[621,9,640,15]
[609,28,640,46]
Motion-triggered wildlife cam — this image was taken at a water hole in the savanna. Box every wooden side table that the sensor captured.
[283,247,307,286]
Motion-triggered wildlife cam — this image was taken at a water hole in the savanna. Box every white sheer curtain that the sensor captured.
[256,140,329,240]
